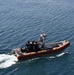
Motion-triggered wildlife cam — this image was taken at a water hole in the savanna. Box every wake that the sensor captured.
[0,52,68,69]
[0,54,18,69]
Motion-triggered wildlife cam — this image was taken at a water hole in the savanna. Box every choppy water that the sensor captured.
[0,0,74,75]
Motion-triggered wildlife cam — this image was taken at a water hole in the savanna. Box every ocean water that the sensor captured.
[0,0,74,75]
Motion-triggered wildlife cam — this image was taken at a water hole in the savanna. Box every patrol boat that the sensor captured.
[12,40,70,61]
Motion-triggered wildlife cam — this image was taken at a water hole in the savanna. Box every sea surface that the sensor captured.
[0,0,74,75]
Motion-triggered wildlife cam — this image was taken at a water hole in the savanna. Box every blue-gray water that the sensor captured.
[0,0,74,75]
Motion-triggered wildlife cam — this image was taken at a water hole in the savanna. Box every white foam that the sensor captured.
[56,52,65,57]
[47,52,67,59]
[0,54,18,69]
[49,56,56,59]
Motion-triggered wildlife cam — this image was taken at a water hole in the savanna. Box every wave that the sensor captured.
[0,54,18,69]
[47,52,68,59]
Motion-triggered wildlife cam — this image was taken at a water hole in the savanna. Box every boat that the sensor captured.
[12,40,70,61]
